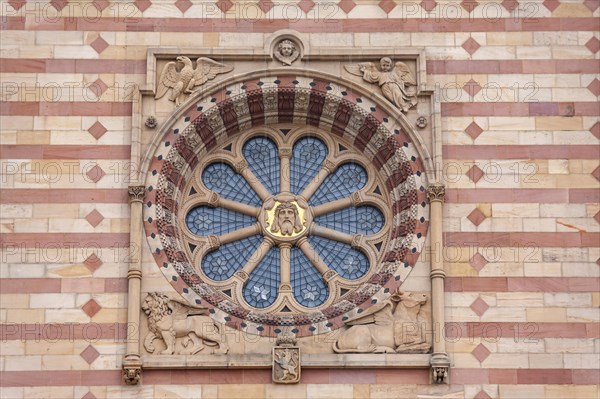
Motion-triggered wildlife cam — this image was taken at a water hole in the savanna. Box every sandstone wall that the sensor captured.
[1,1,598,398]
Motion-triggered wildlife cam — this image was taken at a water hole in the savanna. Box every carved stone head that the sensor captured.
[271,201,303,236]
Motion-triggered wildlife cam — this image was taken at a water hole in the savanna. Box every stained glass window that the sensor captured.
[185,131,388,311]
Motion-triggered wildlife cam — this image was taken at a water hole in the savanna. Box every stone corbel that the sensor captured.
[122,185,145,384]
[427,183,451,384]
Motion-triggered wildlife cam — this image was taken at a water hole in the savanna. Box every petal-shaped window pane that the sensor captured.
[202,163,261,207]
[186,206,256,236]
[202,235,262,281]
[243,137,280,195]
[309,163,368,206]
[290,137,328,194]
[308,236,369,280]
[291,248,328,308]
[315,206,384,235]
[243,247,280,308]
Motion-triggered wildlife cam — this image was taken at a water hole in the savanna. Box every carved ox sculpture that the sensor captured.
[333,290,431,354]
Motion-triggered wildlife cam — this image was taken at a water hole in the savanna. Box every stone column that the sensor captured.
[427,184,450,384]
[122,185,145,385]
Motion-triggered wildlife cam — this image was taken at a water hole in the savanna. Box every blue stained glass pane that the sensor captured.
[308,236,369,280]
[202,235,262,281]
[315,206,384,235]
[243,137,280,195]
[186,206,256,236]
[202,163,261,207]
[243,247,280,308]
[290,137,328,194]
[291,248,328,308]
[309,163,368,206]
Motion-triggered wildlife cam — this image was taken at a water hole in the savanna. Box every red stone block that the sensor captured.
[542,0,560,12]
[421,0,437,12]
[461,0,479,13]
[242,369,272,384]
[461,277,508,292]
[1,189,128,204]
[104,278,128,293]
[376,368,429,384]
[79,345,100,364]
[143,370,172,384]
[378,0,396,13]
[0,59,46,73]
[81,370,122,386]
[449,368,489,384]
[209,369,243,384]
[473,391,492,399]
[489,368,518,384]
[175,0,192,13]
[90,36,109,54]
[507,277,569,292]
[297,0,315,14]
[465,165,485,183]
[462,37,481,55]
[170,369,210,384]
[0,278,61,294]
[338,0,357,14]
[330,369,376,384]
[471,343,491,362]
[82,299,102,317]
[517,369,572,384]
[572,369,600,384]
[301,368,330,383]
[85,209,105,228]
[467,208,487,226]
[470,297,490,316]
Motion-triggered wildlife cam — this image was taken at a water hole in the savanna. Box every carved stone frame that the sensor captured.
[123,31,449,384]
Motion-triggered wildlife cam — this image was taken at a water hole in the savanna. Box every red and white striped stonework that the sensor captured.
[1,0,598,398]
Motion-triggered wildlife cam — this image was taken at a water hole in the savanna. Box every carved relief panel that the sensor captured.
[127,30,446,384]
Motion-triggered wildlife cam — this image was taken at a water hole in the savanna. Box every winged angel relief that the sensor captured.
[155,56,233,106]
[345,57,418,113]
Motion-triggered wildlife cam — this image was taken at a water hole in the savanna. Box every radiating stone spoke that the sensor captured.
[279,243,291,291]
[218,223,261,246]
[297,237,336,281]
[236,159,271,200]
[310,189,367,217]
[279,147,292,193]
[241,237,274,276]
[310,224,355,246]
[300,158,337,200]
[216,196,261,217]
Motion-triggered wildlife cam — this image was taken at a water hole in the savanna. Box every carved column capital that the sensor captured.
[323,159,336,173]
[278,147,292,159]
[427,184,445,203]
[234,159,248,174]
[128,185,146,204]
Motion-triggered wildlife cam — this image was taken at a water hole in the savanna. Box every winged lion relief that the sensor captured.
[142,292,228,355]
[155,56,233,106]
[345,58,418,113]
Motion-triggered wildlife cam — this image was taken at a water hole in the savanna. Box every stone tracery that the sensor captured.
[143,76,430,336]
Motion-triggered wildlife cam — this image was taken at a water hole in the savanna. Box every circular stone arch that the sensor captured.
[143,71,430,337]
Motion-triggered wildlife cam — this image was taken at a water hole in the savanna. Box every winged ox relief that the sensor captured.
[332,290,431,354]
[345,58,418,113]
[155,56,233,106]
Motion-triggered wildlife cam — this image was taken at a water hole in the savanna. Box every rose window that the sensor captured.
[180,127,391,313]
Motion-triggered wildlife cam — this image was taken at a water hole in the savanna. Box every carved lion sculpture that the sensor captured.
[142,292,228,355]
[333,290,431,354]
